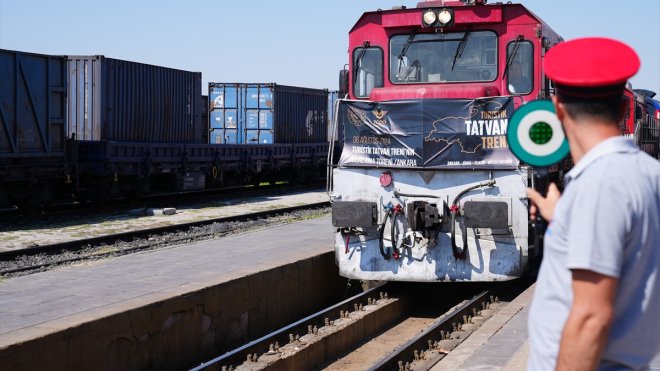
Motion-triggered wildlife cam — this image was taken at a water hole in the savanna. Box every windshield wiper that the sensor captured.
[397,31,417,66]
[352,41,371,80]
[503,35,524,78]
[451,31,471,71]
[398,32,417,60]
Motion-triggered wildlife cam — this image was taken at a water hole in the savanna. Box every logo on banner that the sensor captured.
[347,107,366,127]
[507,100,569,167]
[372,108,388,126]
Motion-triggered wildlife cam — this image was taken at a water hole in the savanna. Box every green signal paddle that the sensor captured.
[507,100,569,167]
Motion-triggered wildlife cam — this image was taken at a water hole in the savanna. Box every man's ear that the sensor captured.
[552,95,566,122]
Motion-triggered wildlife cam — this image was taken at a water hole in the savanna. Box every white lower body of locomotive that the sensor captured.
[330,167,534,282]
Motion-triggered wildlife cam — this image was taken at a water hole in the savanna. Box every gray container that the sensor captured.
[0,49,67,160]
[208,83,328,144]
[67,56,202,143]
[273,84,328,144]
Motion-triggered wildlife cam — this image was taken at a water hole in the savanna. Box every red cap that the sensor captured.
[544,37,640,91]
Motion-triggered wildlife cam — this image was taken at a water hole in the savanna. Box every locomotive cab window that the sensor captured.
[506,41,533,95]
[353,47,384,98]
[389,31,497,84]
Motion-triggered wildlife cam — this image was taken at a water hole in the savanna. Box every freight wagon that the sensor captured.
[0,49,330,211]
[0,49,70,208]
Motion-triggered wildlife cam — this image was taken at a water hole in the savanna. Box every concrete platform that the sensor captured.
[432,284,660,371]
[0,215,348,370]
[0,189,329,253]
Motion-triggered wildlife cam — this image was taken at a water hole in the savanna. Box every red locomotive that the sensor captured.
[328,0,656,282]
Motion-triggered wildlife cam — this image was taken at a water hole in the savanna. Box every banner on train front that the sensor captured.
[338,97,519,170]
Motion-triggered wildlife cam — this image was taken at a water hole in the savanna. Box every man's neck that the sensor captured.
[568,119,620,164]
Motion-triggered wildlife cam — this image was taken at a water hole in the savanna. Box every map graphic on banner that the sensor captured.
[338,97,519,170]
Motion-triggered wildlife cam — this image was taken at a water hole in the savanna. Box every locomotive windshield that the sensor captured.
[390,31,497,84]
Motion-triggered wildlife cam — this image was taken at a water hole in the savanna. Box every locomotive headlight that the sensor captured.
[422,10,437,26]
[437,9,453,26]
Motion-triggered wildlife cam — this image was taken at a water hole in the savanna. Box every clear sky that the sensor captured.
[1,0,658,96]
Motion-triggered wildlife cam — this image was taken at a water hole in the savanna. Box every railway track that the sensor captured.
[0,201,330,276]
[190,279,533,371]
[0,182,324,219]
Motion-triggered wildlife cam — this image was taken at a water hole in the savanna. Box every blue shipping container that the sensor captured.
[67,56,202,143]
[245,83,274,109]
[208,83,328,145]
[210,129,241,144]
[210,109,239,130]
[259,130,274,144]
[245,129,274,144]
[0,49,67,159]
[245,110,273,130]
[210,84,240,108]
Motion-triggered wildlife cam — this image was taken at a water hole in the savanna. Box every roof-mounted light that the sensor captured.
[437,8,454,26]
[422,10,437,26]
[421,8,455,28]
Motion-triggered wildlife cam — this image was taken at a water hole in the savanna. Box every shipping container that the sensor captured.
[0,49,67,160]
[210,128,240,144]
[209,109,239,130]
[67,56,202,143]
[245,129,274,144]
[208,83,328,145]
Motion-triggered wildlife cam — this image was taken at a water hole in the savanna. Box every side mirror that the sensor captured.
[338,68,349,97]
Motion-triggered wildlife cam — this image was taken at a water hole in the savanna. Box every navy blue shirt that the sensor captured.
[528,137,660,370]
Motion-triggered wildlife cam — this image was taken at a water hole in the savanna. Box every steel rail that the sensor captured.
[0,182,324,220]
[0,202,329,266]
[369,290,491,371]
[190,282,391,371]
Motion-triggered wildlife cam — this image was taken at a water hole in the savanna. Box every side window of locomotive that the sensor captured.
[507,41,533,95]
[353,47,384,98]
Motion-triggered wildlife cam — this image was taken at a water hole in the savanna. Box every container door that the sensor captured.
[245,85,260,108]
[259,88,274,109]
[224,85,239,108]
[209,129,223,144]
[210,86,225,109]
[259,111,273,129]
[224,129,239,144]
[210,110,224,129]
[210,84,240,109]
[67,56,102,141]
[245,110,260,129]
[225,109,238,129]
[245,130,260,144]
[259,130,274,144]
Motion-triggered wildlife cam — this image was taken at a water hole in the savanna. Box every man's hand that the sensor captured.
[527,182,561,222]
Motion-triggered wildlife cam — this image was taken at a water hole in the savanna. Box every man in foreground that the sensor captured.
[526,37,660,370]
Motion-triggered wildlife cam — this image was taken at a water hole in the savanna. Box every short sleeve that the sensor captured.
[564,175,630,277]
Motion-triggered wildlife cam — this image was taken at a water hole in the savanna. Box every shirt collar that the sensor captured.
[564,136,638,183]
